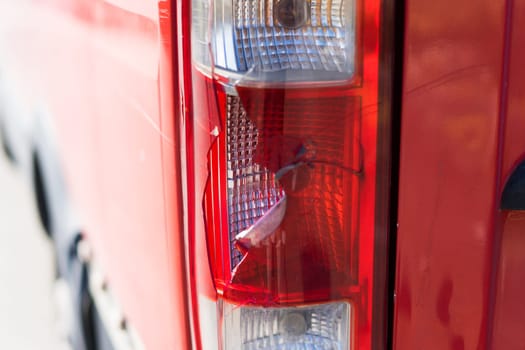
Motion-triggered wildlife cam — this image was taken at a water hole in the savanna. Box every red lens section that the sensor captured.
[229,86,362,303]
[201,82,364,304]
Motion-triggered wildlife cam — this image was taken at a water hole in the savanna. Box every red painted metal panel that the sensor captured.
[500,0,525,183]
[88,1,190,349]
[491,1,525,347]
[394,0,507,348]
[0,0,190,348]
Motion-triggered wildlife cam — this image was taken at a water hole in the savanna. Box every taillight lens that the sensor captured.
[221,300,351,349]
[192,0,357,81]
[209,85,362,302]
[180,0,386,347]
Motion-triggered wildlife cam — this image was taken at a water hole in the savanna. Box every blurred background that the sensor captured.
[0,149,70,349]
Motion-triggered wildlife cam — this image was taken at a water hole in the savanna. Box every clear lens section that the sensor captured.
[192,0,356,81]
[222,300,351,350]
[226,95,284,267]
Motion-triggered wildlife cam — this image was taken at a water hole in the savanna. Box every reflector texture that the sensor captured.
[234,0,350,72]
[223,301,351,350]
[227,95,285,267]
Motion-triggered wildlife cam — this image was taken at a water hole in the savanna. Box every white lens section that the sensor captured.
[221,301,351,350]
[192,0,356,81]
[226,95,285,268]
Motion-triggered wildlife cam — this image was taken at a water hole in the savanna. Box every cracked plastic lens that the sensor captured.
[226,95,284,267]
[190,0,384,345]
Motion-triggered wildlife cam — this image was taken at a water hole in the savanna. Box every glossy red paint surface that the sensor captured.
[394,0,509,349]
[0,0,190,348]
[500,1,525,182]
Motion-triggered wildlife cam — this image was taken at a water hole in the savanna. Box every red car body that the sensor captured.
[0,0,523,349]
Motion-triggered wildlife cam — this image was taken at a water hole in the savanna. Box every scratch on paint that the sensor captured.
[405,64,490,95]
[115,87,174,146]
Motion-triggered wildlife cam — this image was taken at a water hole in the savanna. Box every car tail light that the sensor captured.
[192,0,356,82]
[176,0,394,346]
[221,300,351,349]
